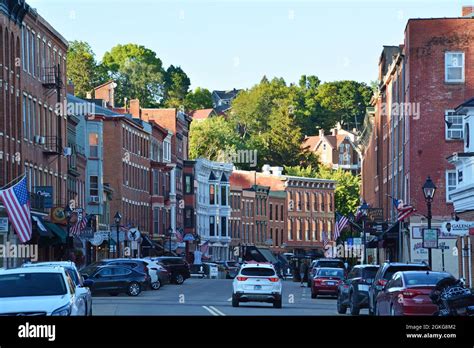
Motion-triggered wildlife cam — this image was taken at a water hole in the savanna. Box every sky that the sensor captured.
[28,0,471,91]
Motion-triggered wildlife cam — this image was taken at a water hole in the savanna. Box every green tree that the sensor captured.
[66,41,106,98]
[184,87,213,110]
[101,43,165,107]
[316,80,372,130]
[189,117,242,160]
[162,65,191,108]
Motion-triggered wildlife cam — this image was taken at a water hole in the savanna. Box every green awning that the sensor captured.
[44,222,67,243]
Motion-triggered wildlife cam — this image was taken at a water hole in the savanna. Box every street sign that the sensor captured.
[127,228,141,241]
[441,220,474,236]
[367,208,384,223]
[422,228,439,249]
[0,218,8,233]
[33,186,53,209]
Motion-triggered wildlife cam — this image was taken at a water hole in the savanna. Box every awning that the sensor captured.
[32,215,53,238]
[381,223,399,241]
[44,222,67,243]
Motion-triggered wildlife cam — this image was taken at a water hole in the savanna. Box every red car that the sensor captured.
[311,267,345,298]
[375,271,452,316]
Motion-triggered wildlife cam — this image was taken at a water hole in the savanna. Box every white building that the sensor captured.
[195,159,233,261]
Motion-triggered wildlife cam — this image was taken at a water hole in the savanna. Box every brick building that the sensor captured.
[231,166,336,257]
[229,185,242,258]
[0,0,69,264]
[361,6,474,274]
[268,190,286,253]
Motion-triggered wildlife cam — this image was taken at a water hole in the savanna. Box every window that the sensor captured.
[209,185,215,205]
[89,133,99,157]
[185,208,193,228]
[209,216,215,236]
[90,176,99,198]
[221,217,227,237]
[269,204,273,220]
[445,110,463,140]
[446,170,457,202]
[445,52,465,83]
[221,186,227,205]
[185,175,193,194]
[163,139,171,162]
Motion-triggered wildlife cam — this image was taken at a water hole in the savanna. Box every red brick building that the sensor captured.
[230,185,242,256]
[361,7,474,271]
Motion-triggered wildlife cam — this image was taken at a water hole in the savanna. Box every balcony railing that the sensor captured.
[43,136,62,156]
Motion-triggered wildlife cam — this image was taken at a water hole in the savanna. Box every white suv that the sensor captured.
[232,263,282,308]
[0,267,86,316]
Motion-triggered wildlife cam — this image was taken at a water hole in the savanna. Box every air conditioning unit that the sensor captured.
[63,147,72,156]
[39,136,46,145]
[90,196,100,203]
[34,135,42,144]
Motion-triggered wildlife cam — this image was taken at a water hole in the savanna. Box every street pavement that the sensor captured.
[92,278,370,316]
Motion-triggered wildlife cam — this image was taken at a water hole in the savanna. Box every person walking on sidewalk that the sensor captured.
[299,260,308,287]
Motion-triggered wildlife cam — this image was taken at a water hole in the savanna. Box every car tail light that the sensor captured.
[268,277,279,282]
[236,276,248,281]
[377,279,387,287]
[402,289,424,298]
[314,279,322,285]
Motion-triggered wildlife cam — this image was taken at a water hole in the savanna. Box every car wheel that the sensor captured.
[127,282,141,296]
[151,280,161,290]
[349,292,360,316]
[175,274,185,285]
[273,298,282,309]
[337,294,347,314]
[232,294,239,307]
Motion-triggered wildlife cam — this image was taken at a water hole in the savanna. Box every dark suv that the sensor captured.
[90,259,151,288]
[153,257,190,284]
[368,262,430,315]
[337,264,380,315]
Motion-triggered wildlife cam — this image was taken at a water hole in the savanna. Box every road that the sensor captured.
[92,278,370,316]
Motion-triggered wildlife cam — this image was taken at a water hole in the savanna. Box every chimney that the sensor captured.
[262,164,271,175]
[94,81,116,108]
[462,6,474,16]
[319,129,325,137]
[130,99,141,119]
[271,166,283,177]
[331,128,338,136]
[66,80,75,95]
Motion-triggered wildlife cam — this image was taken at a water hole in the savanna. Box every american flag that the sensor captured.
[334,212,349,240]
[0,176,32,243]
[70,209,88,235]
[200,240,210,255]
[392,198,416,222]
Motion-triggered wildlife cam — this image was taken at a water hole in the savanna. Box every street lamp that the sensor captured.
[114,212,122,258]
[422,176,437,269]
[64,204,72,260]
[360,201,369,264]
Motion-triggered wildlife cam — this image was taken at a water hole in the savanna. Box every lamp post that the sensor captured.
[360,201,369,264]
[422,176,437,269]
[114,212,122,258]
[64,204,72,260]
[168,227,173,256]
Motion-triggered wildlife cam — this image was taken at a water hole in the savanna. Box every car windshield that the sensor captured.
[317,269,344,278]
[240,267,276,277]
[404,273,452,287]
[0,272,67,297]
[362,267,379,279]
[317,261,344,268]
[384,266,429,280]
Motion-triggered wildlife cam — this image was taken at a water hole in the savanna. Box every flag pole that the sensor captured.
[0,174,26,191]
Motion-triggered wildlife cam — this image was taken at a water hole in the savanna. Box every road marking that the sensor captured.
[209,306,226,316]
[202,306,220,316]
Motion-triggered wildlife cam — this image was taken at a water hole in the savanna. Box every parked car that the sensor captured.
[88,258,151,289]
[337,264,380,315]
[216,261,240,279]
[138,259,170,290]
[232,263,282,308]
[80,264,147,296]
[149,257,191,284]
[22,261,92,316]
[375,271,452,316]
[311,267,345,298]
[368,262,430,315]
[308,258,346,287]
[0,266,86,315]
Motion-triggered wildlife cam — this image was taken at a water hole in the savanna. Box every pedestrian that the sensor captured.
[299,260,308,287]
